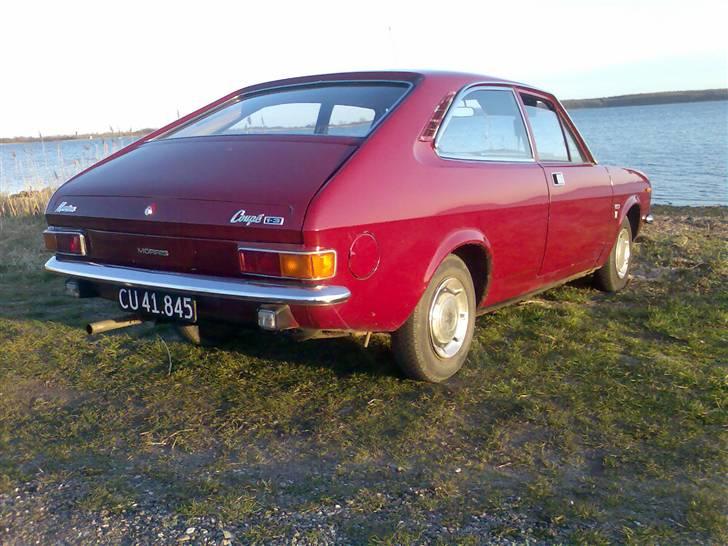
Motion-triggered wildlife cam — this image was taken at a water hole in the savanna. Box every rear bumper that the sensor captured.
[44,257,350,305]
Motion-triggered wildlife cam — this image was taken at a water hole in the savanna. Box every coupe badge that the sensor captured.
[230,209,285,226]
[55,201,77,213]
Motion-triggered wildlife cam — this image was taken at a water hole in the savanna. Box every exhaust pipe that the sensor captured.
[86,315,143,335]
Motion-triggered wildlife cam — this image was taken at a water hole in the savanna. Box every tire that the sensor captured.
[594,217,633,292]
[391,254,476,382]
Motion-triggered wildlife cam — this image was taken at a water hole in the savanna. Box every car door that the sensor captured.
[434,86,550,304]
[518,92,614,277]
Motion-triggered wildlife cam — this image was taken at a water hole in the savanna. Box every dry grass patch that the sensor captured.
[0,188,53,217]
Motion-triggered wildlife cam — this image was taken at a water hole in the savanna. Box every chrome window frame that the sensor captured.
[517,89,599,166]
[434,84,536,163]
[520,99,572,163]
[554,96,599,164]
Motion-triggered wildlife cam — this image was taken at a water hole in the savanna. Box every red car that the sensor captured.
[43,71,653,382]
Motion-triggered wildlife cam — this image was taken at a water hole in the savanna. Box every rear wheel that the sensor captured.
[594,218,633,292]
[391,254,476,382]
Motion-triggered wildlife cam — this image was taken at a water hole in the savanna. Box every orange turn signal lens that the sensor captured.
[279,252,336,280]
[239,248,336,280]
[43,231,58,252]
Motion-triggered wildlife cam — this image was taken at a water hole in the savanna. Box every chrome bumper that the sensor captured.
[44,257,350,305]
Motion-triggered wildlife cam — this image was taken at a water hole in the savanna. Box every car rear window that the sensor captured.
[163,83,409,139]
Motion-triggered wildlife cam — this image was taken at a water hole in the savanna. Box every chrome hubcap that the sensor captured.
[615,227,631,279]
[428,277,469,359]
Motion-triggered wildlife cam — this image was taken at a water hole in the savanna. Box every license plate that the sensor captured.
[118,288,196,322]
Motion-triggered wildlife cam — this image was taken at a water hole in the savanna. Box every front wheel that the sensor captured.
[593,218,633,292]
[391,254,476,382]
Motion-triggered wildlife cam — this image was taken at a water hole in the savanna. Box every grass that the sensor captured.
[0,206,726,543]
[0,187,53,217]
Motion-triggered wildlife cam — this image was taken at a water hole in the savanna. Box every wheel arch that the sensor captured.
[617,194,644,240]
[626,204,641,240]
[423,229,492,307]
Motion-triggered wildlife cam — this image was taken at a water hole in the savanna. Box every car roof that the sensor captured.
[239,70,546,96]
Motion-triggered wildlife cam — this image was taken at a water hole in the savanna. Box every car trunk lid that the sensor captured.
[46,135,360,244]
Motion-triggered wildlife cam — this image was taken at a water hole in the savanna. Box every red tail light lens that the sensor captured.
[239,250,282,277]
[239,248,336,280]
[43,230,87,256]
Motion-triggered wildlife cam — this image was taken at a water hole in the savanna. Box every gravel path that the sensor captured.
[1,477,552,545]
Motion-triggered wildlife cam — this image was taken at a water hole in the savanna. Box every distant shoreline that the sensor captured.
[562,88,727,109]
[2,88,726,143]
[0,128,155,145]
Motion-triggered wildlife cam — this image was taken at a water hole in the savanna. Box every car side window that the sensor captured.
[520,95,569,162]
[436,88,532,161]
[563,123,586,163]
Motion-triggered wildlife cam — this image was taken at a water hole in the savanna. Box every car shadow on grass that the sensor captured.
[141,321,404,381]
[0,268,608,384]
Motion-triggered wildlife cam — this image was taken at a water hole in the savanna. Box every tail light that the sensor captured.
[419,91,456,142]
[239,248,336,280]
[43,229,87,256]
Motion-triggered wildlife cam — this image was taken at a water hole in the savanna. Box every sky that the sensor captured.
[1,0,726,138]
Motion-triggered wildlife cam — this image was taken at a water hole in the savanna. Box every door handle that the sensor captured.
[552,172,565,186]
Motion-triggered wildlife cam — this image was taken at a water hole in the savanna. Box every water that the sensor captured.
[0,136,137,195]
[1,101,726,205]
[569,100,727,206]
